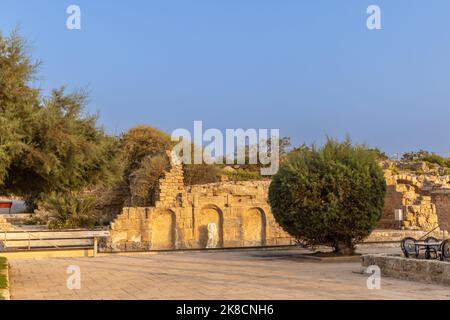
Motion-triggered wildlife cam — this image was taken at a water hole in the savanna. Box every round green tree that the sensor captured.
[268,139,386,255]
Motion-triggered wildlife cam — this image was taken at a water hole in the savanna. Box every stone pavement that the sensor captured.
[8,247,450,300]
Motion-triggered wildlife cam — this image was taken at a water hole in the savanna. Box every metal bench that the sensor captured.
[401,237,419,258]
[422,237,441,259]
[401,237,450,261]
[441,239,450,261]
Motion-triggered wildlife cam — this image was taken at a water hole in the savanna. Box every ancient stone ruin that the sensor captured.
[380,161,450,232]
[109,152,293,250]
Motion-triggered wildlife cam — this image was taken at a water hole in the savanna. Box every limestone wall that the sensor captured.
[110,158,450,250]
[366,229,448,242]
[154,153,184,208]
[380,165,450,232]
[433,191,450,232]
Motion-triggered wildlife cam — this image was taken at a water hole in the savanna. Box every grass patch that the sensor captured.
[0,277,6,290]
[224,170,266,181]
[0,257,7,292]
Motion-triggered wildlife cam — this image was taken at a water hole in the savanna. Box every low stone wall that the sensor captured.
[362,254,450,286]
[366,229,449,242]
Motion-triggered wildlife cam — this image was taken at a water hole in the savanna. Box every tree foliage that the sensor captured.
[121,125,174,175]
[401,150,431,162]
[4,88,124,199]
[183,143,221,185]
[402,150,450,168]
[129,154,169,206]
[268,139,387,254]
[121,126,221,206]
[0,30,40,187]
[0,31,123,201]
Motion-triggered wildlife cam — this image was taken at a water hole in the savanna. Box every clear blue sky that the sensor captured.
[1,0,449,156]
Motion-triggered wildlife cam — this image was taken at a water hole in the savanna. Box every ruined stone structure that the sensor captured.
[380,162,450,232]
[109,152,293,250]
[434,191,450,232]
[110,157,450,250]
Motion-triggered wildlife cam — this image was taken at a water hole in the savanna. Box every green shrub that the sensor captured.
[421,154,450,168]
[122,126,222,206]
[121,125,174,175]
[184,163,221,185]
[268,139,386,255]
[402,151,450,169]
[23,216,45,225]
[401,150,431,161]
[129,154,170,206]
[40,192,97,229]
[225,169,266,181]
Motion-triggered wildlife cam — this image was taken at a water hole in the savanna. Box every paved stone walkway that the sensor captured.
[8,247,450,300]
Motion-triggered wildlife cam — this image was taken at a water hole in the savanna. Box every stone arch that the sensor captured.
[393,175,423,192]
[242,207,267,246]
[196,205,224,248]
[151,209,176,250]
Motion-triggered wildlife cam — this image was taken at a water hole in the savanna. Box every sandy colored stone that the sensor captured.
[380,161,449,232]
[0,215,13,231]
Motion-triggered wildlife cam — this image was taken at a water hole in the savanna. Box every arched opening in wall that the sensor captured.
[379,185,404,229]
[197,205,223,248]
[396,179,422,193]
[151,209,176,250]
[242,208,267,246]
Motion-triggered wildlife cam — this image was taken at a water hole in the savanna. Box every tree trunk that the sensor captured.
[333,242,355,256]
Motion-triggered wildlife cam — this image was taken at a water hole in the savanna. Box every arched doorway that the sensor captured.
[197,205,223,248]
[242,208,266,246]
[151,209,176,250]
